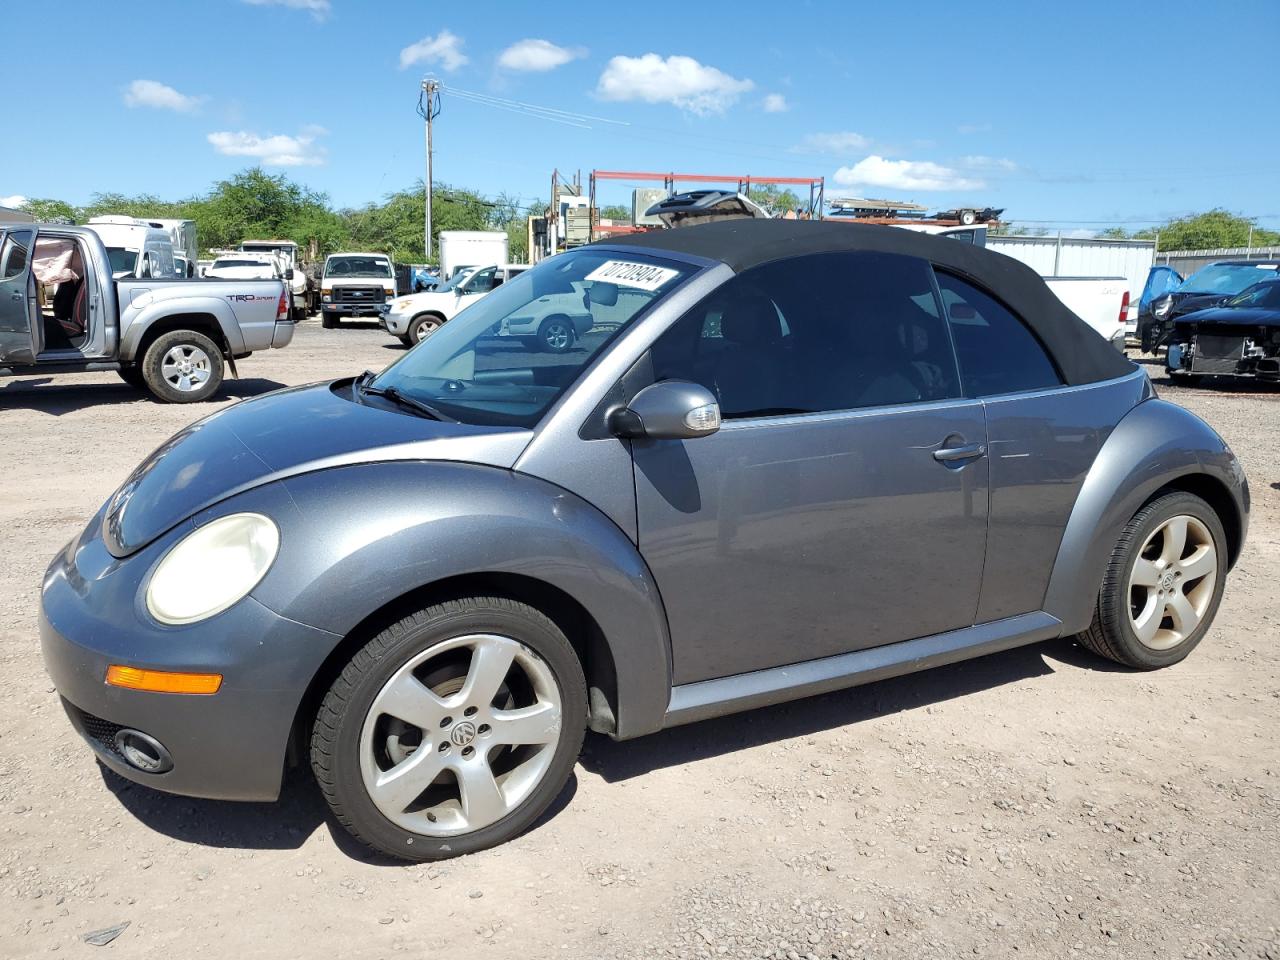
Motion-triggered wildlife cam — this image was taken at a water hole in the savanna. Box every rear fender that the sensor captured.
[119,296,248,361]
[1042,399,1249,634]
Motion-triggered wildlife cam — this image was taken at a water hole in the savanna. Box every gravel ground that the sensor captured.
[1,328,1277,959]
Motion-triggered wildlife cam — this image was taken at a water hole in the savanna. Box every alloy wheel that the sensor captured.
[543,322,571,351]
[358,633,563,836]
[1127,514,1218,650]
[160,344,213,393]
[413,317,440,342]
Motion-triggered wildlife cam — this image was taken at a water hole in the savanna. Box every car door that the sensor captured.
[0,228,36,364]
[934,268,1118,623]
[454,266,497,315]
[632,251,990,685]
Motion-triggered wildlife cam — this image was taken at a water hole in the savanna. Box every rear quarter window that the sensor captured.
[934,269,1063,398]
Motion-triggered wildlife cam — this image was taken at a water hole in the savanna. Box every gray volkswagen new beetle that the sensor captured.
[41,221,1248,861]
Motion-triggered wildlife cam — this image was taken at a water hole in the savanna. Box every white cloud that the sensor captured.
[123,79,203,113]
[793,131,870,154]
[1,195,27,208]
[399,30,468,71]
[207,129,327,166]
[596,53,753,115]
[960,155,1018,173]
[833,155,984,192]
[761,93,788,113]
[497,38,585,72]
[241,0,330,20]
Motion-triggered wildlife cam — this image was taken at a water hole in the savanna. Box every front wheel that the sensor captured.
[311,597,587,862]
[117,366,146,390]
[1077,491,1227,669]
[407,314,442,346]
[141,330,224,403]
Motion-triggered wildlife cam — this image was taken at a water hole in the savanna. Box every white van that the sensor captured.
[84,216,176,280]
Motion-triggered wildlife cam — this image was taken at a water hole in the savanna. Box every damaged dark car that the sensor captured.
[1165,279,1280,382]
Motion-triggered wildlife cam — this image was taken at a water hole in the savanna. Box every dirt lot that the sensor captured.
[1,326,1277,960]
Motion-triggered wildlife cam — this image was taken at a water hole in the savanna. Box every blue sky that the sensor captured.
[2,0,1277,233]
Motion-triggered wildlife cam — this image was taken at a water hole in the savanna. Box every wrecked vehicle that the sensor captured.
[1165,278,1280,382]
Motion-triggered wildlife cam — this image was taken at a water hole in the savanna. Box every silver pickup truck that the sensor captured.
[0,223,294,402]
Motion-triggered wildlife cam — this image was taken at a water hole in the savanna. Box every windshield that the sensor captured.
[1225,280,1280,309]
[106,247,138,275]
[1179,263,1280,295]
[370,249,697,427]
[326,255,393,279]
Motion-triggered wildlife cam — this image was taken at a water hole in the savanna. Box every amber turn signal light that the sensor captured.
[105,665,222,695]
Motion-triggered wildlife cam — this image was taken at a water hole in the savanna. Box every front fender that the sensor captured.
[1043,399,1249,634]
[248,461,673,739]
[119,296,248,361]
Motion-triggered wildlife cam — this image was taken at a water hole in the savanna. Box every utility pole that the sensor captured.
[418,79,441,261]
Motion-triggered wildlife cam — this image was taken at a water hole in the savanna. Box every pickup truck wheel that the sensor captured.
[537,315,575,354]
[321,312,338,329]
[1076,491,1226,670]
[116,366,145,390]
[407,314,442,346]
[141,330,224,403]
[311,596,587,862]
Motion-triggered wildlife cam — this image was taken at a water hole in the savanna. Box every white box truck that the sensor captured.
[438,231,508,281]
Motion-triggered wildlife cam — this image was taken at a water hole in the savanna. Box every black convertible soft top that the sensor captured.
[602,219,1135,386]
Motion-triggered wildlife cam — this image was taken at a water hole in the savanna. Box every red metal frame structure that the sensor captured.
[588,170,825,237]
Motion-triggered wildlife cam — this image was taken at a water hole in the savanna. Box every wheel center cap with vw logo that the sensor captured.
[1161,571,1176,590]
[450,721,477,747]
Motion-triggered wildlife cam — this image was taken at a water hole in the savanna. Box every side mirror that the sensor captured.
[285,267,294,280]
[609,380,721,440]
[587,281,619,306]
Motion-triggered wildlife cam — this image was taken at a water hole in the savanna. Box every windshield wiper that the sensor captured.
[354,372,455,422]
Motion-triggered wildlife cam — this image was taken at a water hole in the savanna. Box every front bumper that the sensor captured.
[322,302,385,318]
[39,509,340,801]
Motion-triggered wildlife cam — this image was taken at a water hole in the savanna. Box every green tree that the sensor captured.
[748,184,802,216]
[599,204,631,223]
[1096,226,1129,240]
[1133,209,1280,251]
[18,198,77,222]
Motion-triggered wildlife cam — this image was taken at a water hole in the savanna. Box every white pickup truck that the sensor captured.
[319,252,397,329]
[0,223,293,402]
[899,223,1130,349]
[240,240,310,322]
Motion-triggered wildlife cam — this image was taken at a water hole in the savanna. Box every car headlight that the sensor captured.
[146,513,280,625]
[1152,296,1172,318]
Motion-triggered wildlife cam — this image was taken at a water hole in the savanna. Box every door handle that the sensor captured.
[933,442,986,463]
[9,291,21,301]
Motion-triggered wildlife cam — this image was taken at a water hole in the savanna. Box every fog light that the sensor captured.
[113,729,173,774]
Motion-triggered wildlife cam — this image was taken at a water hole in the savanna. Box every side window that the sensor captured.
[934,270,1062,397]
[466,267,497,293]
[1,230,33,279]
[650,252,960,419]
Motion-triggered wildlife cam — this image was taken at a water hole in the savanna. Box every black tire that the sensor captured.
[398,334,414,348]
[311,596,587,862]
[140,329,224,404]
[117,366,146,390]
[321,311,338,329]
[406,313,443,346]
[537,315,576,354]
[1076,491,1227,670]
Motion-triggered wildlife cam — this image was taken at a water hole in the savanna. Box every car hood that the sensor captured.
[1174,306,1280,326]
[101,381,532,557]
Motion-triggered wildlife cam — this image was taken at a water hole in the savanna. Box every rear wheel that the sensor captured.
[311,597,586,862]
[538,315,575,354]
[141,330,224,403]
[1077,492,1226,669]
[117,366,146,390]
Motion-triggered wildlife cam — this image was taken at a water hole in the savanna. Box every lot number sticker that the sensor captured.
[585,260,679,291]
